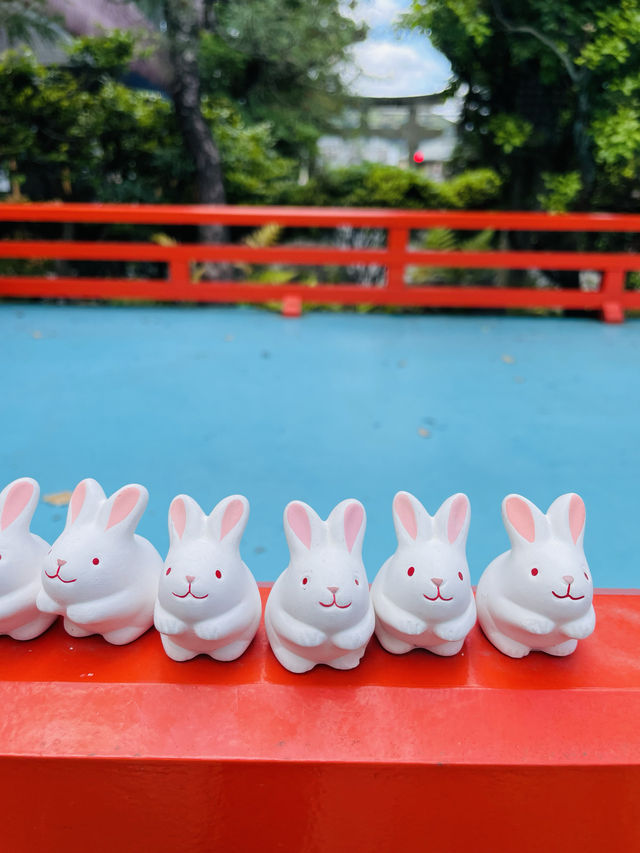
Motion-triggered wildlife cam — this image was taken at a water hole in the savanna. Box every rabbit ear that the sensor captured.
[502,494,549,549]
[168,494,206,546]
[98,484,148,537]
[208,495,249,549]
[328,499,366,557]
[434,493,470,548]
[547,493,586,549]
[64,478,106,529]
[392,491,433,545]
[0,477,39,534]
[284,500,325,557]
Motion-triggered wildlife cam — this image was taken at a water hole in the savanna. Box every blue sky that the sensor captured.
[339,0,452,97]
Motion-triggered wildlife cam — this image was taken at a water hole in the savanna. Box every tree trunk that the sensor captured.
[163,0,227,252]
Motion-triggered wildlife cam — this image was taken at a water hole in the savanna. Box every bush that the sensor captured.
[283,162,502,210]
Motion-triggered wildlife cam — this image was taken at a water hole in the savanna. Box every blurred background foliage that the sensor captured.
[1,0,640,290]
[2,0,640,214]
[0,1,504,210]
[403,0,640,215]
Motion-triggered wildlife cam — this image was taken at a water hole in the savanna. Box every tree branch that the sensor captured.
[491,0,579,83]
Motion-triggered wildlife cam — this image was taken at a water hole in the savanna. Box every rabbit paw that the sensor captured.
[10,613,56,641]
[328,650,364,670]
[429,639,465,656]
[210,638,252,661]
[36,588,62,615]
[194,618,225,642]
[161,634,198,661]
[332,625,372,651]
[561,610,596,639]
[433,622,465,642]
[103,625,148,645]
[270,643,317,673]
[402,617,428,636]
[545,638,578,656]
[63,618,93,638]
[523,616,555,635]
[154,608,188,637]
[375,624,414,655]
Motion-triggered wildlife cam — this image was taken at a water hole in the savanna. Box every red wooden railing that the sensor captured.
[1,203,640,321]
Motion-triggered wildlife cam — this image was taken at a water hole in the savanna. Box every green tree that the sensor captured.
[198,0,365,163]
[0,34,295,205]
[39,0,365,235]
[402,0,640,212]
[0,0,61,46]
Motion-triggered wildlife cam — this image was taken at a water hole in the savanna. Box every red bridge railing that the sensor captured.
[1,203,640,321]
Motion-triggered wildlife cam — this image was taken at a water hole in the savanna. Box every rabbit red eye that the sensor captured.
[458,571,463,581]
[531,568,539,576]
[166,567,172,576]
[355,578,360,586]
[407,566,415,577]
[584,572,589,581]
[215,570,222,579]
[92,557,99,565]
[302,577,308,586]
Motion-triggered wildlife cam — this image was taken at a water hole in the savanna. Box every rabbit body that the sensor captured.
[265,499,375,673]
[154,494,261,662]
[0,477,56,640]
[372,492,475,656]
[476,493,595,658]
[37,478,163,645]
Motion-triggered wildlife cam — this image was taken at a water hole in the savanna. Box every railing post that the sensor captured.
[281,294,303,317]
[387,226,408,292]
[600,268,626,323]
[169,257,191,290]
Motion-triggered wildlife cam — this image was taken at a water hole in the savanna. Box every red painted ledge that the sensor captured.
[1,588,639,853]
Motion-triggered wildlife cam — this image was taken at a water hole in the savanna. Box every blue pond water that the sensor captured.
[2,303,638,587]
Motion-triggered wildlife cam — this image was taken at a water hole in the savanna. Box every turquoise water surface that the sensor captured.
[2,304,638,587]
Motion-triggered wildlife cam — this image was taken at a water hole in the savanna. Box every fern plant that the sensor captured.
[407,228,497,286]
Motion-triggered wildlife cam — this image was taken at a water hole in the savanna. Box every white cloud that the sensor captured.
[342,39,452,97]
[337,0,452,97]
[340,0,405,30]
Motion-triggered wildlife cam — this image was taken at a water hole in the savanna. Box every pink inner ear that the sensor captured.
[1,481,34,531]
[106,486,140,531]
[447,496,468,543]
[344,503,364,553]
[569,495,586,543]
[170,498,187,539]
[394,493,417,540]
[506,497,536,543]
[221,499,244,540]
[287,503,312,549]
[70,480,86,524]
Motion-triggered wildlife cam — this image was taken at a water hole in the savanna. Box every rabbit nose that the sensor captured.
[327,586,339,594]
[563,575,574,585]
[57,559,67,567]
[431,577,443,587]
[186,575,195,584]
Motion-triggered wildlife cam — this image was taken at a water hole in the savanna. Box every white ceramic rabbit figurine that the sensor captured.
[372,491,476,656]
[154,493,261,662]
[0,477,56,640]
[37,478,163,644]
[265,499,375,673]
[476,493,595,658]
